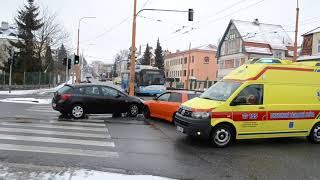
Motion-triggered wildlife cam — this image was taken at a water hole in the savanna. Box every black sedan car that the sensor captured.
[52,84,144,119]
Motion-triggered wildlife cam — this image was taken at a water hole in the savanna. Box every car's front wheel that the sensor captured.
[210,124,235,148]
[71,104,85,119]
[127,104,139,117]
[308,123,320,143]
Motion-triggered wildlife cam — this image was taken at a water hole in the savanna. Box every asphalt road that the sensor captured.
[0,93,320,179]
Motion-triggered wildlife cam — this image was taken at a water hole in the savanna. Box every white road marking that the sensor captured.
[0,122,108,132]
[0,143,119,158]
[26,109,57,113]
[3,120,106,127]
[0,134,115,147]
[0,127,110,139]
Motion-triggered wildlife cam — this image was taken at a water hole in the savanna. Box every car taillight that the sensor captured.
[61,94,72,100]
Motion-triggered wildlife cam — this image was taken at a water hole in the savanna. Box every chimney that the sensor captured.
[253,18,260,25]
[1,22,9,30]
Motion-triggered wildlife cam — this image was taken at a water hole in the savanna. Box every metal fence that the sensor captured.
[0,71,65,90]
[166,79,217,92]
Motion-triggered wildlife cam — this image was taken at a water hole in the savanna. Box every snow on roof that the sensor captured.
[233,19,293,48]
[0,22,18,41]
[297,54,320,61]
[245,46,272,55]
[193,44,217,51]
[302,26,320,36]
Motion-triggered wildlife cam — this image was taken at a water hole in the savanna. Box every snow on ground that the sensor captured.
[0,98,51,104]
[0,163,176,180]
[0,79,73,96]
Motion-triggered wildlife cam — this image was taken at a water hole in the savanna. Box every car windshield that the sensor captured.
[200,81,242,101]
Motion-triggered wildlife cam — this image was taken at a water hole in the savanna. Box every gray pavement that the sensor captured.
[0,94,320,179]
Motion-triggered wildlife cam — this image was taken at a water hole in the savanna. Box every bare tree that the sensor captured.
[34,7,69,71]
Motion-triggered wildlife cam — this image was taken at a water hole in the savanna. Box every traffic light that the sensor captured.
[74,55,80,65]
[188,9,194,21]
[68,58,71,69]
[63,58,71,69]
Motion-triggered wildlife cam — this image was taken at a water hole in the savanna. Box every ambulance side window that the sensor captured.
[232,84,263,105]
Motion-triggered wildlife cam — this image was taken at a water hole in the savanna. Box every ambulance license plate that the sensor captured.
[177,126,184,133]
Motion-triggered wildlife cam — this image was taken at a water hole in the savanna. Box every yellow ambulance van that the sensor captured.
[174,63,320,147]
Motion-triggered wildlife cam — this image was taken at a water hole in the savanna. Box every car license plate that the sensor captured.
[52,103,56,108]
[177,126,184,133]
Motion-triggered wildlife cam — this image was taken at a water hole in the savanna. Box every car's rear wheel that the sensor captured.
[127,104,139,117]
[308,123,320,143]
[210,124,235,148]
[143,106,150,119]
[71,104,85,119]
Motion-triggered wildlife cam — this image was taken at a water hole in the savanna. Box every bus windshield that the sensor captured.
[139,70,165,86]
[200,81,242,101]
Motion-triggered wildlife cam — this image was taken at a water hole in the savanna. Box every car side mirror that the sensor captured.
[230,96,247,106]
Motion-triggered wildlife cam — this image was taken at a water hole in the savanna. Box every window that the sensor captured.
[79,86,100,96]
[273,51,283,59]
[169,93,182,103]
[187,94,200,100]
[200,81,242,101]
[219,60,224,69]
[157,93,170,101]
[318,40,320,53]
[184,57,187,64]
[204,56,210,64]
[101,86,119,97]
[232,84,263,105]
[191,69,194,76]
[192,56,194,63]
[235,58,240,67]
[183,70,187,76]
[58,86,73,94]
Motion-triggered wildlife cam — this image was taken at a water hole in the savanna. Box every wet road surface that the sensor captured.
[0,95,320,179]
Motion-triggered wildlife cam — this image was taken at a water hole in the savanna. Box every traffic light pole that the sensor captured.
[72,55,75,84]
[8,50,14,94]
[128,5,194,96]
[66,56,69,83]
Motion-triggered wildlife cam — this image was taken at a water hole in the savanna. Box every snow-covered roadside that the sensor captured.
[0,79,73,96]
[0,163,176,180]
[0,98,51,104]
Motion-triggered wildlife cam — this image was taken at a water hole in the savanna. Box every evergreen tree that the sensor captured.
[154,38,164,70]
[141,44,151,65]
[10,0,43,73]
[57,44,67,67]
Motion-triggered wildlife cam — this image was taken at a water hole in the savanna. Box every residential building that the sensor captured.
[164,44,218,87]
[299,27,320,61]
[217,19,294,79]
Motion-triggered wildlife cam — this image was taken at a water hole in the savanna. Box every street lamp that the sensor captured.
[76,16,96,83]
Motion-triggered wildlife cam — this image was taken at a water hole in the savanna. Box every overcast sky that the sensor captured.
[1,0,320,64]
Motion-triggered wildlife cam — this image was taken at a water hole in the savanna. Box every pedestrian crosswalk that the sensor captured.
[0,119,118,158]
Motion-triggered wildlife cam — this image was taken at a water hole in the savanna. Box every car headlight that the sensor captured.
[191,112,211,119]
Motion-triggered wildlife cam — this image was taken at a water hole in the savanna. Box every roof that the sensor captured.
[224,63,315,81]
[297,54,320,61]
[193,44,217,51]
[165,44,217,59]
[302,27,320,36]
[233,20,293,48]
[0,23,18,41]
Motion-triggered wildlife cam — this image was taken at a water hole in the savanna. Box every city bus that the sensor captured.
[121,65,166,95]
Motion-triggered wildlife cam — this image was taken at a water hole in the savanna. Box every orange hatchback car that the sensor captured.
[143,91,201,122]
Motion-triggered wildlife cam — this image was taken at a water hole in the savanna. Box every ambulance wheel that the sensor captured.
[308,123,320,143]
[210,124,235,148]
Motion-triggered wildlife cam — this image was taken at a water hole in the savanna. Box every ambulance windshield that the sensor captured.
[200,81,242,101]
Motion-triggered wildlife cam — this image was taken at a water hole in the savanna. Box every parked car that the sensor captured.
[143,91,201,122]
[52,84,144,119]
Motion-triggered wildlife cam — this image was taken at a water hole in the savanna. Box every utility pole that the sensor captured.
[72,54,75,84]
[186,42,191,90]
[129,0,137,96]
[293,0,299,62]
